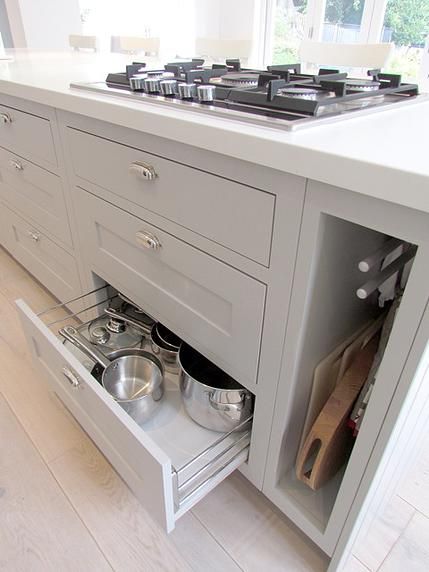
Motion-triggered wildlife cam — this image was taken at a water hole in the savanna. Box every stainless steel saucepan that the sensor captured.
[150,323,182,373]
[60,326,164,424]
[178,343,253,432]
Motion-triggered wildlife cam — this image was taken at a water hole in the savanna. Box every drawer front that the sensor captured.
[76,189,265,387]
[0,104,57,168]
[0,148,72,245]
[16,299,176,532]
[68,128,274,266]
[5,206,80,302]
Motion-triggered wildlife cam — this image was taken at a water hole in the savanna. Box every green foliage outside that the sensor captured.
[273,0,429,78]
[384,0,429,46]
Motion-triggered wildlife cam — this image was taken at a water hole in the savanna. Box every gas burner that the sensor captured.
[346,79,381,92]
[219,73,259,87]
[278,87,320,100]
[73,60,422,131]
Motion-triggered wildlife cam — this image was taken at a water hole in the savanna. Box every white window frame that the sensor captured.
[262,0,390,65]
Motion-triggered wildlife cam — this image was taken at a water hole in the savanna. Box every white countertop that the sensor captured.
[1,50,428,213]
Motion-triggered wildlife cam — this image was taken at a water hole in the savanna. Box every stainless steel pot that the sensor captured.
[60,326,164,424]
[178,343,253,432]
[150,323,181,373]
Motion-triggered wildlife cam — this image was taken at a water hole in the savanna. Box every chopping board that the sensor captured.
[299,320,373,449]
[295,336,379,491]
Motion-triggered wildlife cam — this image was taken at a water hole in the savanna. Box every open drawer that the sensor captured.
[16,287,252,532]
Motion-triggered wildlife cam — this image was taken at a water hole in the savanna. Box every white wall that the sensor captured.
[7,0,82,49]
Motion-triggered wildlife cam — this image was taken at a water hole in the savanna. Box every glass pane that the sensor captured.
[272,0,308,64]
[322,0,366,43]
[79,0,258,65]
[381,0,429,81]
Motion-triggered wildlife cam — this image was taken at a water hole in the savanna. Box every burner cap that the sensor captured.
[278,87,320,100]
[345,79,380,91]
[220,73,259,86]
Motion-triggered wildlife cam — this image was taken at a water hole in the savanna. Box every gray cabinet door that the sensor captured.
[0,147,72,246]
[3,204,80,302]
[74,188,265,388]
[67,127,275,266]
[0,103,57,169]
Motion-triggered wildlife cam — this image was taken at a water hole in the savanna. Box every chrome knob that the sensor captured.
[28,230,40,242]
[0,112,11,124]
[9,158,23,171]
[129,76,146,91]
[144,77,161,93]
[197,85,216,103]
[178,83,197,100]
[159,79,178,96]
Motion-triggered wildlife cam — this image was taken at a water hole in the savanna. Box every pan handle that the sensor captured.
[208,390,250,412]
[59,326,111,370]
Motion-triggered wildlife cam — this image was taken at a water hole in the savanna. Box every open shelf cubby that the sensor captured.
[268,213,417,540]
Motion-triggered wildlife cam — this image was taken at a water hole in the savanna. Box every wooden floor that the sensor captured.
[348,431,429,572]
[0,247,328,572]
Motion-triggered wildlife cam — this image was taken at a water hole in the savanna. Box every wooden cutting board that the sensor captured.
[299,320,373,450]
[295,336,379,491]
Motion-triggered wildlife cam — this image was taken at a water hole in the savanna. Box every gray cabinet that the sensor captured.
[17,292,250,533]
[73,187,266,389]
[0,101,57,169]
[0,95,82,303]
[0,147,72,247]
[67,127,275,266]
[263,180,429,556]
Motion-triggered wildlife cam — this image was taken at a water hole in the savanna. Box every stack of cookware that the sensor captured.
[60,297,253,432]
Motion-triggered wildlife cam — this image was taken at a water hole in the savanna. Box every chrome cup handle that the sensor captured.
[208,390,249,412]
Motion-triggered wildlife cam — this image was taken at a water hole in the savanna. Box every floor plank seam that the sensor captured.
[190,507,245,572]
[374,522,409,572]
[396,494,426,518]
[0,391,116,572]
[353,554,372,571]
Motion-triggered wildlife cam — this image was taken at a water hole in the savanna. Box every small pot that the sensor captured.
[60,326,164,425]
[178,343,253,432]
[150,323,181,373]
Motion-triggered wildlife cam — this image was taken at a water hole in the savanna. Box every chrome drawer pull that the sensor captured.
[9,158,23,171]
[0,112,12,124]
[28,230,40,242]
[62,366,80,388]
[129,161,157,181]
[136,230,161,250]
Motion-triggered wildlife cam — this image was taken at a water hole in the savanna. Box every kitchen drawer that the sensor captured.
[4,205,80,302]
[0,104,57,169]
[75,188,265,387]
[0,148,72,246]
[68,128,274,266]
[16,291,251,532]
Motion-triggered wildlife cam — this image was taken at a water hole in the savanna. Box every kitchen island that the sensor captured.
[1,50,428,572]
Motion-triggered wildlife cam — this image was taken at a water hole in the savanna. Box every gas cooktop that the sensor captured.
[71,58,425,131]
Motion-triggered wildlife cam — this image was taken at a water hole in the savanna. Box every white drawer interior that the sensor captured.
[17,285,252,526]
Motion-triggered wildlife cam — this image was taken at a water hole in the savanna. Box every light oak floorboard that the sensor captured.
[379,511,429,572]
[352,494,414,571]
[397,433,429,519]
[0,393,112,572]
[192,471,329,572]
[343,556,371,572]
[49,437,208,572]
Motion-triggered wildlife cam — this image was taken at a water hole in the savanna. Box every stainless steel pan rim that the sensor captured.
[178,343,253,432]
